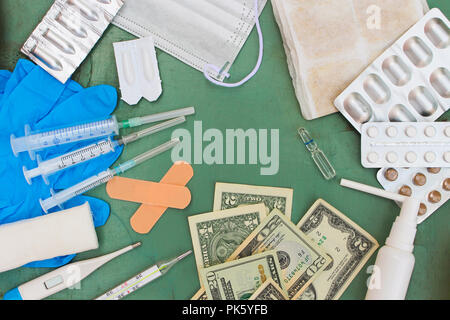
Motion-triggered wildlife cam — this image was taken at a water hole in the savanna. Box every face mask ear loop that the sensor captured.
[203,0,263,88]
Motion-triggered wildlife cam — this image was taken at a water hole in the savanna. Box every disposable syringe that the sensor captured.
[11,106,195,159]
[96,250,192,300]
[39,138,180,213]
[23,117,185,185]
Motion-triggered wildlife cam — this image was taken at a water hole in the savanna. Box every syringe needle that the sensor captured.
[11,107,194,159]
[118,116,186,145]
[176,250,192,261]
[39,138,180,212]
[23,117,185,185]
[119,107,195,128]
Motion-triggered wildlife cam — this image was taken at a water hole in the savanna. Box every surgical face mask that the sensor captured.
[113,0,266,86]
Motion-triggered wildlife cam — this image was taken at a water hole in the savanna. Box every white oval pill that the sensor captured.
[386,126,398,137]
[445,126,450,138]
[386,152,398,163]
[406,151,417,163]
[424,126,436,137]
[367,152,379,163]
[367,126,379,138]
[424,151,436,163]
[405,126,417,137]
[444,152,450,163]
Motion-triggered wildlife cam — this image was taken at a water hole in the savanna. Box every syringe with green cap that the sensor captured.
[298,128,336,180]
[23,116,186,185]
[96,250,192,300]
[39,138,180,213]
[11,106,195,159]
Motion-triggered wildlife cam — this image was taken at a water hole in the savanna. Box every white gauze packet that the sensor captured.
[0,202,99,273]
[272,0,428,120]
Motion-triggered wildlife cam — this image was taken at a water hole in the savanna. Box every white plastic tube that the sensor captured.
[366,198,420,300]
[340,178,420,300]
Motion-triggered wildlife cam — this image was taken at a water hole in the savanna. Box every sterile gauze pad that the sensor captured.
[0,202,99,273]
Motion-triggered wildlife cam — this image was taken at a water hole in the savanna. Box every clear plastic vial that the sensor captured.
[298,128,336,180]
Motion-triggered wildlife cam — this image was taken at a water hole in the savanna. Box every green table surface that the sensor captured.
[0,0,448,300]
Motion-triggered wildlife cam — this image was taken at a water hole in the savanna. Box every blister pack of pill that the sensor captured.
[334,8,449,133]
[361,122,450,168]
[377,167,449,224]
[21,0,124,84]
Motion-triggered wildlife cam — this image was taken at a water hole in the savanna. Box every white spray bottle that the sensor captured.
[340,178,420,300]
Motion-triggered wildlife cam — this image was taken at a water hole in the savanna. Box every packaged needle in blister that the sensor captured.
[21,0,124,84]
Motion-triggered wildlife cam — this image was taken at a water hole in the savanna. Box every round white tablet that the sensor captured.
[424,126,436,137]
[367,126,379,138]
[445,126,450,138]
[386,126,398,138]
[386,152,398,163]
[424,152,436,163]
[405,126,417,137]
[444,152,450,163]
[367,152,379,163]
[405,151,417,163]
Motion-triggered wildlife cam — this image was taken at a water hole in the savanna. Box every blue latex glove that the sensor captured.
[0,59,123,268]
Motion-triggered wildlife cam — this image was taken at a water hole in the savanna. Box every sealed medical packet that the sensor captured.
[272,0,428,120]
[361,122,450,168]
[21,0,124,84]
[113,37,162,105]
[335,8,449,132]
[377,167,449,224]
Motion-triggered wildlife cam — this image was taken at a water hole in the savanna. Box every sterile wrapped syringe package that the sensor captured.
[272,0,429,120]
[21,0,124,84]
[335,8,449,132]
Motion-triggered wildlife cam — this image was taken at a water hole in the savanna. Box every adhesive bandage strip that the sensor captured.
[130,162,193,234]
[106,177,191,209]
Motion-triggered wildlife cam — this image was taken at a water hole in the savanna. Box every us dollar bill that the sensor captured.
[295,199,379,300]
[213,183,293,219]
[188,204,267,300]
[191,288,208,300]
[200,251,284,300]
[228,209,331,296]
[188,203,267,272]
[249,278,289,300]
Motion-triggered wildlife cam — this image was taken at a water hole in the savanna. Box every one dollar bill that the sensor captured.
[188,203,267,272]
[295,199,379,300]
[200,251,285,300]
[213,183,293,219]
[249,278,289,300]
[228,209,331,298]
